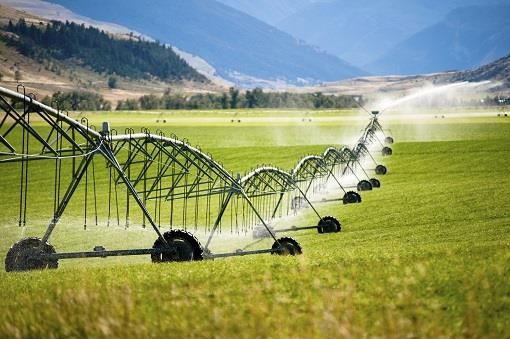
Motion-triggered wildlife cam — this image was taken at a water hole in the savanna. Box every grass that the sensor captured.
[0,109,509,338]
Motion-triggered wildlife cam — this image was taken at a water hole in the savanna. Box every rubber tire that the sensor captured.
[317,216,341,233]
[151,230,204,263]
[375,165,387,175]
[343,191,362,204]
[357,180,373,191]
[382,147,393,156]
[385,136,394,144]
[5,237,58,272]
[271,237,302,256]
[369,178,381,188]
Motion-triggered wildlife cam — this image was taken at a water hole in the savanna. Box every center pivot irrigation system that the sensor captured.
[0,85,394,272]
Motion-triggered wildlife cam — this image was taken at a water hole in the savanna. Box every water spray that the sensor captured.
[0,84,396,272]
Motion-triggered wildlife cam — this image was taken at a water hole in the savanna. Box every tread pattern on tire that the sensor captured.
[151,229,204,263]
[271,237,302,256]
[369,178,381,188]
[318,216,341,233]
[357,180,373,191]
[343,191,361,204]
[5,237,58,272]
[382,147,393,156]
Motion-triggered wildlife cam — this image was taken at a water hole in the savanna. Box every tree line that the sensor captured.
[35,88,361,111]
[117,88,362,110]
[36,90,509,112]
[41,91,112,111]
[3,19,207,82]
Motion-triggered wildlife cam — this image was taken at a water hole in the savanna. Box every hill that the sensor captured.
[447,54,510,88]
[215,0,311,25]
[367,5,510,75]
[0,0,232,87]
[46,0,365,86]
[275,0,437,67]
[2,19,207,82]
[0,4,221,106]
[276,0,506,68]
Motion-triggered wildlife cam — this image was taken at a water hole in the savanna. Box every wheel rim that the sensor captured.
[376,165,387,175]
[382,147,392,156]
[318,216,341,233]
[152,230,203,263]
[385,137,394,144]
[279,243,296,255]
[272,238,302,256]
[162,238,195,261]
[343,192,360,204]
[357,180,372,191]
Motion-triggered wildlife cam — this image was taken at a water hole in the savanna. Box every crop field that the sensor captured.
[0,108,509,338]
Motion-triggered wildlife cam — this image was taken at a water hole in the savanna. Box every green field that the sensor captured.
[1,109,509,338]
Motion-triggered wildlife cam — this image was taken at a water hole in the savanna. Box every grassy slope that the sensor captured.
[0,110,509,337]
[0,4,222,108]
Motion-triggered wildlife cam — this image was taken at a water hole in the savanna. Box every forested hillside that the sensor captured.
[46,0,365,85]
[2,19,207,82]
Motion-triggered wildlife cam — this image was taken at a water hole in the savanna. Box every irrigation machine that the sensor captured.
[241,165,341,239]
[0,86,307,272]
[0,85,394,272]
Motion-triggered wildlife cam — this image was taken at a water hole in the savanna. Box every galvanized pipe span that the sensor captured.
[0,85,392,271]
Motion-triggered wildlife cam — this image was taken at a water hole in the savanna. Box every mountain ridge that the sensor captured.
[45,0,366,86]
[367,4,510,75]
[215,0,311,25]
[447,53,510,88]
[268,0,507,70]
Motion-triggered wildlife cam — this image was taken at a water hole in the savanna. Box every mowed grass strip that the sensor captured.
[0,114,509,337]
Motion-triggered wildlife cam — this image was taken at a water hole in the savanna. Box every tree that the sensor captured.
[220,93,228,109]
[312,92,324,109]
[139,94,160,110]
[116,98,139,111]
[5,19,207,83]
[14,70,22,81]
[229,87,239,109]
[108,76,118,89]
[43,90,112,111]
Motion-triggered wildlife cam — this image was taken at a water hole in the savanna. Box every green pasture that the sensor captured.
[0,109,509,338]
